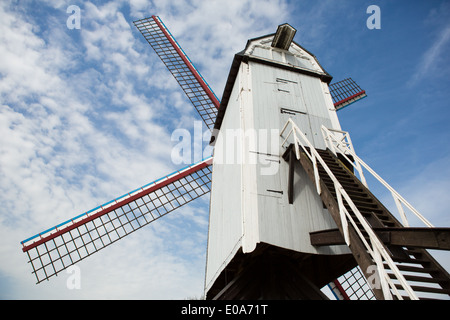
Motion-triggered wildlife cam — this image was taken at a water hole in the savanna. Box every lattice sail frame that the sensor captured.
[328,266,375,300]
[134,16,220,129]
[329,78,367,111]
[22,158,212,283]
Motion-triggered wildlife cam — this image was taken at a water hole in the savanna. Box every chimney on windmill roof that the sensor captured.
[271,23,297,50]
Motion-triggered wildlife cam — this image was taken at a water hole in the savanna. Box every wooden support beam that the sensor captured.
[375,227,450,251]
[310,229,345,246]
[311,228,450,251]
[288,148,295,204]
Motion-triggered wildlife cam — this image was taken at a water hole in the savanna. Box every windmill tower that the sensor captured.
[205,24,357,299]
[20,16,450,300]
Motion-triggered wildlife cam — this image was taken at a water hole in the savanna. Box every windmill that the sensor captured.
[20,16,450,300]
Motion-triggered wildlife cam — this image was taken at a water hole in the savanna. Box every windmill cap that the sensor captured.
[271,23,297,50]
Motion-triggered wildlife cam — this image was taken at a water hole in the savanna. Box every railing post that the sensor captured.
[371,240,393,300]
[336,186,350,245]
[321,126,337,156]
[393,195,409,227]
[312,152,321,195]
[342,132,368,188]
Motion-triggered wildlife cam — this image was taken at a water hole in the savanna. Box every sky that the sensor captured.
[0,0,449,300]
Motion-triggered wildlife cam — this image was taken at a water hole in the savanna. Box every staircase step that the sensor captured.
[388,273,447,284]
[321,176,361,188]
[345,203,383,213]
[392,256,431,264]
[400,296,440,300]
[352,200,379,209]
[318,167,348,176]
[346,193,372,202]
[366,214,396,227]
[390,264,437,274]
[319,172,355,183]
[395,284,450,295]
[326,182,365,194]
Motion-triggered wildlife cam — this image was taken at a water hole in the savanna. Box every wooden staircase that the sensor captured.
[296,147,450,300]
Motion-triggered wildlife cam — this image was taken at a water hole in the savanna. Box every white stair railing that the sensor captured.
[280,118,420,300]
[321,126,433,228]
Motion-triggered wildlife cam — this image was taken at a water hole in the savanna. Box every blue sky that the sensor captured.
[0,0,449,299]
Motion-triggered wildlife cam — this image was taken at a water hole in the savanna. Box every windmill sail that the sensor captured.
[21,15,221,285]
[329,78,367,111]
[330,266,375,300]
[134,16,220,130]
[21,158,212,283]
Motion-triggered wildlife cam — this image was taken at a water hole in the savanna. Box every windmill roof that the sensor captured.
[211,31,333,138]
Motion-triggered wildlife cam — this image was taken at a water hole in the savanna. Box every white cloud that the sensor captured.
[408,25,450,86]
[397,155,450,226]
[407,2,450,87]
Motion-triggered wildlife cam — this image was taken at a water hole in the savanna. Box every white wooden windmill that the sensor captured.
[20,16,450,300]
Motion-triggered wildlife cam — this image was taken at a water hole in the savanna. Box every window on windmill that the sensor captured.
[285,52,314,70]
[285,53,299,67]
[272,50,284,63]
[252,46,271,59]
